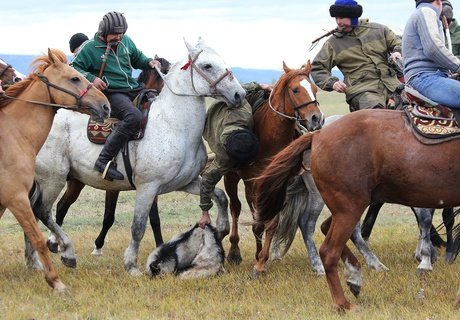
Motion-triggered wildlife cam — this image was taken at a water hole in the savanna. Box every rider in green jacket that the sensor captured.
[72,11,161,181]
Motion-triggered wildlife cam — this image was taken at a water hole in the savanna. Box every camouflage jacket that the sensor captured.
[448,19,460,59]
[311,19,402,103]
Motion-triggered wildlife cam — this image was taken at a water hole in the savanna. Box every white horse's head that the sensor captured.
[178,37,245,108]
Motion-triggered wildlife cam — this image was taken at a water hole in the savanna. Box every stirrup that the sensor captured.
[101,159,114,180]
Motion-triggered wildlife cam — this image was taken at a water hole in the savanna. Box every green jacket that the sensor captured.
[448,19,460,59]
[311,19,401,103]
[72,33,152,89]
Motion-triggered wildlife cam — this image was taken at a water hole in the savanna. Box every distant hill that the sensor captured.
[1,54,343,84]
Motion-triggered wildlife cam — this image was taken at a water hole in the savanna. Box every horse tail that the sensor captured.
[272,176,308,257]
[255,132,314,225]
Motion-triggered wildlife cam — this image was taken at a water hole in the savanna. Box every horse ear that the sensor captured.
[283,61,291,73]
[48,48,57,65]
[154,54,159,59]
[303,60,312,74]
[196,36,206,47]
[184,38,195,53]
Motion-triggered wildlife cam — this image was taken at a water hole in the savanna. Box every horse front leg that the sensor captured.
[350,221,389,272]
[92,190,119,256]
[124,185,157,276]
[10,195,66,293]
[442,207,456,263]
[149,196,164,247]
[251,216,278,276]
[224,172,243,264]
[412,207,436,275]
[360,202,384,241]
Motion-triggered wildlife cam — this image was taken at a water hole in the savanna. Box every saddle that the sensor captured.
[87,89,158,144]
[404,85,460,144]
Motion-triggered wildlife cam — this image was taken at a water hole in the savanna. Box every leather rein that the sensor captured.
[1,72,93,111]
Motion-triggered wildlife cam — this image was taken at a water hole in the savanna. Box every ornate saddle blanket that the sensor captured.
[404,86,460,144]
[87,89,158,144]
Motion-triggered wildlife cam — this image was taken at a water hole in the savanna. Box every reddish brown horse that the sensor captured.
[0,49,109,292]
[0,57,25,87]
[223,60,324,273]
[255,108,460,311]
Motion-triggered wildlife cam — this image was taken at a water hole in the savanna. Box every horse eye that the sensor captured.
[292,87,299,94]
[71,77,80,82]
[202,64,212,70]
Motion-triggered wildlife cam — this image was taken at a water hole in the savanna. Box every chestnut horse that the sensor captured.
[223,60,324,273]
[49,57,171,256]
[0,49,109,292]
[255,108,460,311]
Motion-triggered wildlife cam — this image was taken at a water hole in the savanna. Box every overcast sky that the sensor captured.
[1,1,416,70]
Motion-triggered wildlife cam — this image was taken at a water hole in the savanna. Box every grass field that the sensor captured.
[1,90,459,319]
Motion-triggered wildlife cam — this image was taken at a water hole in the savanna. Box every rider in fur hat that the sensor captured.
[311,0,402,112]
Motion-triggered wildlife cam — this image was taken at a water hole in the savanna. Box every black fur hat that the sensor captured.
[329,0,363,19]
[225,129,259,164]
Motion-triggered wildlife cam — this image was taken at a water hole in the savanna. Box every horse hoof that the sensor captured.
[226,253,242,265]
[53,281,68,294]
[61,256,77,268]
[312,268,326,276]
[91,247,103,256]
[47,240,59,254]
[249,267,264,279]
[374,263,390,272]
[445,252,456,264]
[347,281,361,297]
[416,267,432,276]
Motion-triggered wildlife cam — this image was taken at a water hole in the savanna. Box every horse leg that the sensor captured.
[320,213,362,312]
[412,207,436,274]
[48,179,86,253]
[33,190,77,269]
[149,196,164,247]
[224,172,243,265]
[9,195,66,293]
[251,216,279,276]
[442,207,456,263]
[124,185,158,276]
[429,209,447,248]
[91,190,119,256]
[298,172,326,275]
[350,221,389,271]
[360,202,384,241]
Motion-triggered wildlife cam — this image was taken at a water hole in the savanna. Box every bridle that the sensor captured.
[268,75,320,124]
[1,72,93,111]
[156,49,234,98]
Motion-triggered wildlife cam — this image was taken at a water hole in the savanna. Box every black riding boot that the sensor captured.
[452,108,460,127]
[94,129,130,180]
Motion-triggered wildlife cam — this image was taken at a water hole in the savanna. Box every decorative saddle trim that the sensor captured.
[404,86,460,144]
[87,89,157,144]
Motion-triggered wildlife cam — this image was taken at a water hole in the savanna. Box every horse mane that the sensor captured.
[0,49,67,108]
[137,56,171,85]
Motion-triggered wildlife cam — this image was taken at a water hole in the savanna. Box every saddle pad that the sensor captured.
[405,105,460,144]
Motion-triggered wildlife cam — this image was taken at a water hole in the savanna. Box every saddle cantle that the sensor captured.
[87,89,158,144]
[404,86,460,144]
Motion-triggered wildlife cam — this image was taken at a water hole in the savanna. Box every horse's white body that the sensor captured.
[32,39,245,275]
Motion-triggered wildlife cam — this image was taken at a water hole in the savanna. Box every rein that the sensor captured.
[1,72,93,110]
[267,80,319,125]
[154,50,233,98]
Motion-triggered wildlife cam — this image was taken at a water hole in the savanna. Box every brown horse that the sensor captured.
[255,108,460,311]
[48,57,171,256]
[0,48,109,292]
[223,60,324,273]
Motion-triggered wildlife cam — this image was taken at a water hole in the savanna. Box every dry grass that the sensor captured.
[1,91,459,319]
[1,189,459,320]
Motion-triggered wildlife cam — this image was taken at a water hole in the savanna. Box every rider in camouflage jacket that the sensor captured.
[311,0,402,112]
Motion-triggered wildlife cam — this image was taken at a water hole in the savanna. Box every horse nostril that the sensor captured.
[14,77,22,82]
[103,104,110,115]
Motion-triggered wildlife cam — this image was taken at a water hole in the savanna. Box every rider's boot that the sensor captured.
[94,129,130,180]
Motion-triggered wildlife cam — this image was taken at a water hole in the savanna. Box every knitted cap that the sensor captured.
[329,0,363,26]
[98,11,128,37]
[225,129,259,164]
[69,33,89,53]
[415,0,434,7]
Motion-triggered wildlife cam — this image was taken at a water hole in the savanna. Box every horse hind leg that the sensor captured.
[442,207,456,263]
[92,190,119,256]
[251,217,279,277]
[224,172,243,265]
[10,196,66,293]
